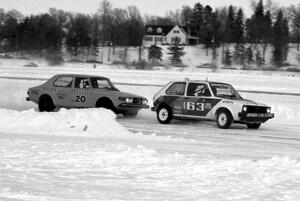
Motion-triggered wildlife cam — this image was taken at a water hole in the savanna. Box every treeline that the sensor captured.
[147,0,299,66]
[0,0,300,66]
[0,1,144,61]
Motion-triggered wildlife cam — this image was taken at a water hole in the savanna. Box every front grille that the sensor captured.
[246,106,268,113]
[133,98,141,104]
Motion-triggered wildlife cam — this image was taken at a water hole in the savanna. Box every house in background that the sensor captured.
[143,25,198,46]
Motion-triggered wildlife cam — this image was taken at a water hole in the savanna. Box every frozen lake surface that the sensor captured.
[0,64,300,200]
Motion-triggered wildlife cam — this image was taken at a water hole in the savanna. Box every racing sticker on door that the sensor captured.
[75,95,86,103]
[71,89,91,107]
[183,98,221,116]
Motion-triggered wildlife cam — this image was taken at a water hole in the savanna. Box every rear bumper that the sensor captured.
[238,112,274,123]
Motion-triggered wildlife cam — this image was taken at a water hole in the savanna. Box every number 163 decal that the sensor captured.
[183,102,204,111]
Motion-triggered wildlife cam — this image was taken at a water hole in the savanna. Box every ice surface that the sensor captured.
[0,137,300,201]
[1,60,300,201]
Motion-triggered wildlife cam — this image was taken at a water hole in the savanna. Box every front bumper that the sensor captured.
[118,103,149,109]
[238,112,274,123]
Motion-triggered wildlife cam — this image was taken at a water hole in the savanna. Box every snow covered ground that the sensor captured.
[0,61,300,200]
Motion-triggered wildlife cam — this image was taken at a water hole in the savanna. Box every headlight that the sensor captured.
[267,107,271,113]
[125,97,133,103]
[242,105,247,112]
[142,99,148,105]
[119,97,133,103]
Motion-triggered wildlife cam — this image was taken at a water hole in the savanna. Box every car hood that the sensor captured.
[117,91,145,98]
[94,89,145,99]
[236,99,267,107]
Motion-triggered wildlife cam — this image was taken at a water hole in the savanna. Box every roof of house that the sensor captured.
[145,25,188,36]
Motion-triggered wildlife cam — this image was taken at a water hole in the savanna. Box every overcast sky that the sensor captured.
[0,0,299,17]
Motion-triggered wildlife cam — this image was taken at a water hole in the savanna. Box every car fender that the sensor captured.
[211,99,242,121]
[156,101,172,111]
[94,96,116,108]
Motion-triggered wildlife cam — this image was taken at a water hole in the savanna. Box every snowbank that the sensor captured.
[0,138,300,200]
[0,108,131,137]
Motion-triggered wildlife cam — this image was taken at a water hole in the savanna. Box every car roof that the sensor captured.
[52,74,108,79]
[170,80,231,86]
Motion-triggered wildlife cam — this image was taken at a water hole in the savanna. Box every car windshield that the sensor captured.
[210,83,242,99]
[90,77,118,90]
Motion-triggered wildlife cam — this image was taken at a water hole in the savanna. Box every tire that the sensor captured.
[247,123,261,129]
[157,106,172,124]
[96,98,116,113]
[38,96,55,112]
[216,110,233,129]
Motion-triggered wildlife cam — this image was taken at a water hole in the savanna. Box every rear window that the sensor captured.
[53,76,73,87]
[166,82,186,96]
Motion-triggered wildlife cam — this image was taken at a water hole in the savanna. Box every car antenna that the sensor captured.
[205,70,209,82]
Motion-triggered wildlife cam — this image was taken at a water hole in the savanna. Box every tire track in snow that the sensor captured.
[118,118,300,159]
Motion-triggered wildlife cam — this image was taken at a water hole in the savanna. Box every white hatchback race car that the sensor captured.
[151,79,274,129]
[26,74,149,116]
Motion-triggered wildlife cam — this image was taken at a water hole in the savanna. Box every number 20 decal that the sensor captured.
[75,96,86,103]
[183,102,204,111]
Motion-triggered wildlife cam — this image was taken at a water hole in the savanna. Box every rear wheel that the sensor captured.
[247,123,261,129]
[216,110,232,129]
[38,96,55,112]
[157,106,172,124]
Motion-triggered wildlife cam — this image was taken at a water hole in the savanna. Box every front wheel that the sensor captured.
[157,106,172,124]
[96,99,116,113]
[216,110,232,129]
[247,123,261,129]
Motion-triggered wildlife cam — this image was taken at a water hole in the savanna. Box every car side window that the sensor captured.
[90,78,110,89]
[75,77,90,89]
[187,83,211,97]
[166,82,186,96]
[53,76,73,88]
